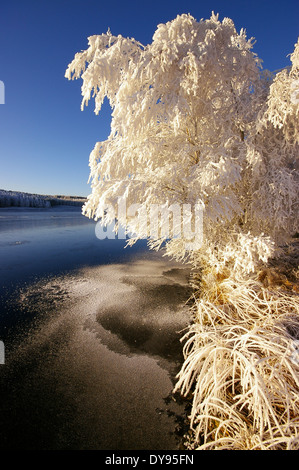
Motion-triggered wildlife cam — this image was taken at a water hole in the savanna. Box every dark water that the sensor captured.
[0,207,192,450]
[0,207,148,333]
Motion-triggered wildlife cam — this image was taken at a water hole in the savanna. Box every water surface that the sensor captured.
[0,207,192,450]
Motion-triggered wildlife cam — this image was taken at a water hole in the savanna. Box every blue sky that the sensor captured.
[0,0,298,197]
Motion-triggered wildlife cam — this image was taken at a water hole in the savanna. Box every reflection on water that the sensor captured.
[0,207,191,450]
[0,207,148,289]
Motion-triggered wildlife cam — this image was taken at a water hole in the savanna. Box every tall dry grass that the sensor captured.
[174,261,299,450]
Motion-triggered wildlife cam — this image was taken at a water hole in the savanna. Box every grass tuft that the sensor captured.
[175,265,299,450]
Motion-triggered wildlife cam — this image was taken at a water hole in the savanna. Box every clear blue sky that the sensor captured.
[0,0,298,197]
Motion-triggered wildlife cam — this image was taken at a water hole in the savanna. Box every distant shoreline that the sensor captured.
[0,205,83,211]
[0,189,87,208]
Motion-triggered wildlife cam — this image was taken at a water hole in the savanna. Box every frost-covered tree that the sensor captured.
[66,13,298,275]
[242,39,299,252]
[66,14,299,449]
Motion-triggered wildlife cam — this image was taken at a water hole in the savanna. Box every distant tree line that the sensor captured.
[0,189,86,208]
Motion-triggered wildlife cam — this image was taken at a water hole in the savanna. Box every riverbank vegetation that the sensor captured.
[175,240,299,449]
[66,13,299,449]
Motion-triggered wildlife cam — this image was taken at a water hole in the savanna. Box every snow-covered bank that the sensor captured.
[0,189,86,208]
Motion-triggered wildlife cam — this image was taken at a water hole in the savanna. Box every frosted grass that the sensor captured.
[174,272,299,450]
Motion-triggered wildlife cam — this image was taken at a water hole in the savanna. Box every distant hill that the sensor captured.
[0,189,87,208]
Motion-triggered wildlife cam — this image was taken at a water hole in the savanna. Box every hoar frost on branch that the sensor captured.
[65,12,298,275]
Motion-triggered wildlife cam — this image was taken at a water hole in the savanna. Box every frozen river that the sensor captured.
[0,207,192,450]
